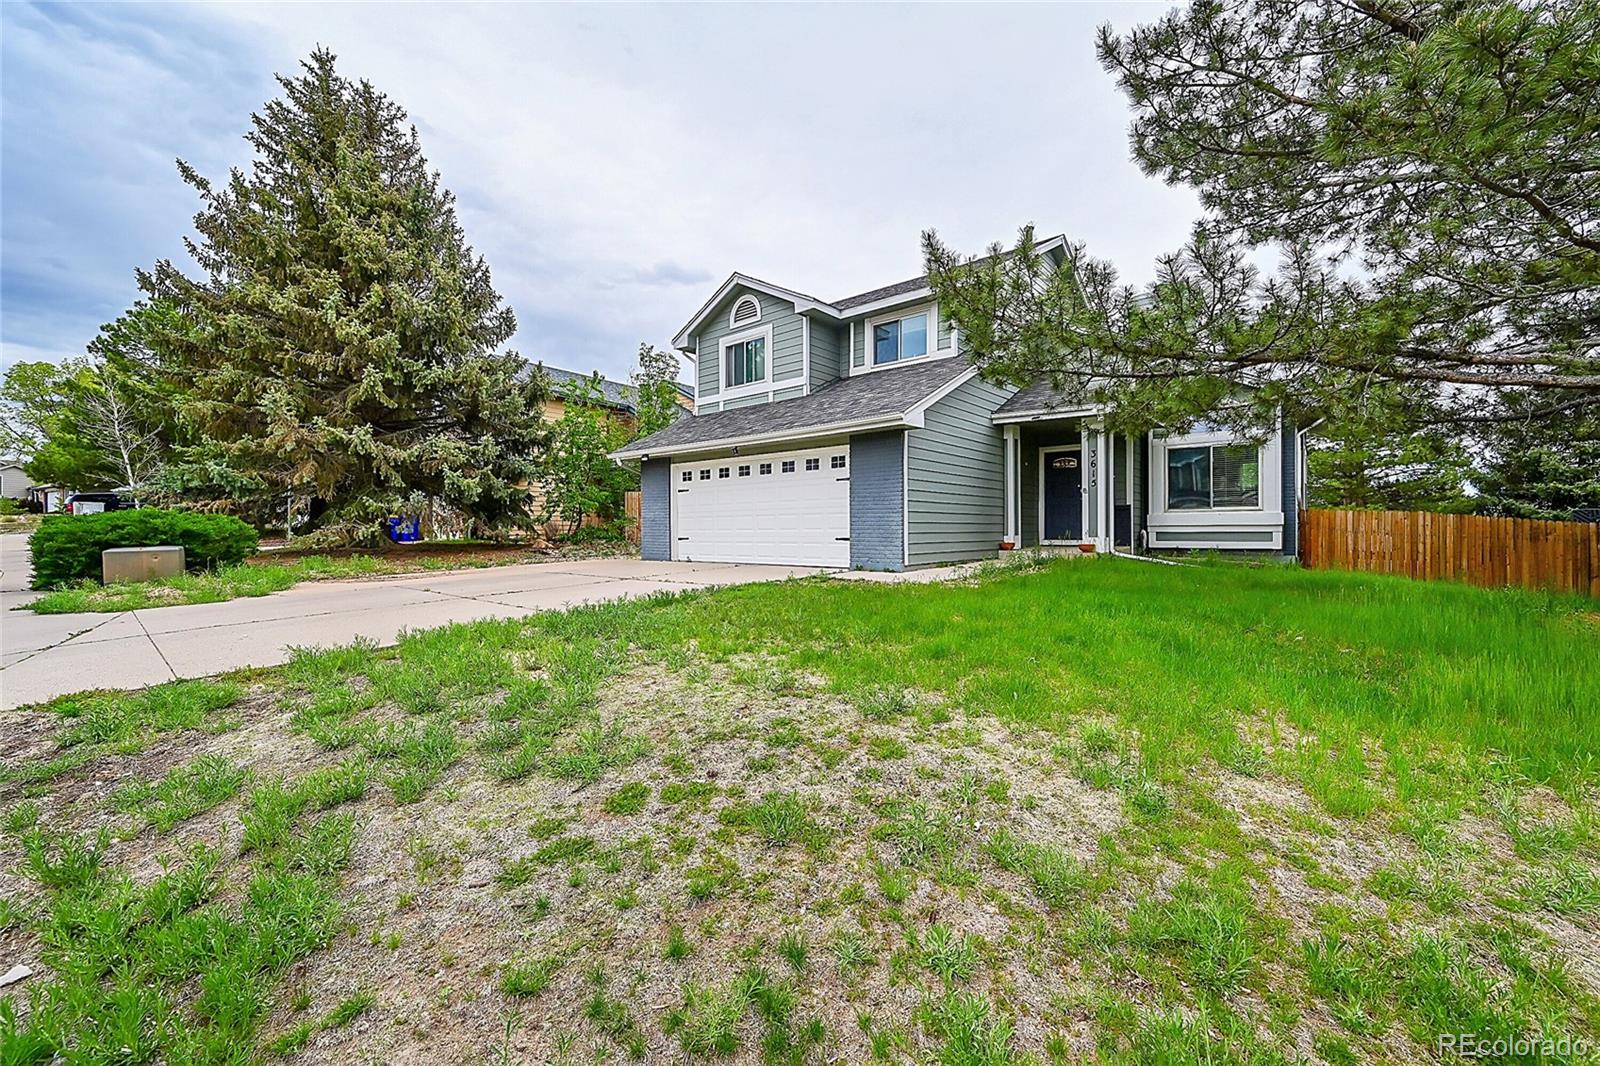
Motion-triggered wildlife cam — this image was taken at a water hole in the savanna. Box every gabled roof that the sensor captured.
[611,358,977,460]
[670,274,831,350]
[992,377,1107,423]
[670,235,1071,352]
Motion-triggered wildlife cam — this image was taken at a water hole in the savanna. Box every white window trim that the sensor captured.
[729,294,761,329]
[1147,427,1283,535]
[856,302,949,375]
[718,323,774,401]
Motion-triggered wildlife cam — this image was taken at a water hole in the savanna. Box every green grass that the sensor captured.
[616,556,1597,788]
[23,543,624,614]
[7,555,1595,1062]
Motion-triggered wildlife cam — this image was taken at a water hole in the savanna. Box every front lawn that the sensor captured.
[2,557,1595,1063]
[21,541,632,614]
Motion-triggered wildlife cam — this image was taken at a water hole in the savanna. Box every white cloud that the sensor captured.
[4,1,1200,383]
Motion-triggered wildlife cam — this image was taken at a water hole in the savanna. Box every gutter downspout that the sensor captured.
[1292,417,1327,560]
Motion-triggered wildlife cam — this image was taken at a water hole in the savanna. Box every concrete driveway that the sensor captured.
[0,535,827,709]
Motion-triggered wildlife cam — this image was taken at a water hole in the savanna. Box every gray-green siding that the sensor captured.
[904,375,1012,566]
[809,320,843,389]
[693,287,806,402]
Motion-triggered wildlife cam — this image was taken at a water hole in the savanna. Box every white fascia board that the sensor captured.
[991,403,1107,425]
[610,412,916,462]
[672,273,829,348]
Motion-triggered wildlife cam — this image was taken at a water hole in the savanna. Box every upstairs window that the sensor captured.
[730,295,761,328]
[725,335,767,389]
[873,311,929,366]
[1167,444,1260,510]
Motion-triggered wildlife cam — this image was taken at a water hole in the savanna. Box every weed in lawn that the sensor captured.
[776,929,808,973]
[868,734,909,761]
[876,864,914,904]
[878,800,962,871]
[833,931,875,975]
[111,754,249,833]
[664,923,694,961]
[858,685,914,721]
[546,723,649,782]
[52,680,242,751]
[916,991,1025,1066]
[4,800,42,834]
[603,781,651,816]
[743,791,817,847]
[322,989,376,1030]
[21,826,109,890]
[387,719,461,804]
[916,923,982,985]
[661,780,718,809]
[584,969,646,1056]
[1303,932,1386,1034]
[501,956,562,997]
[666,974,756,1057]
[984,829,1090,909]
[686,848,742,901]
[1128,877,1260,996]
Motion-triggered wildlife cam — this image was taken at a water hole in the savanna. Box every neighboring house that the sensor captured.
[0,459,35,501]
[534,364,695,427]
[525,364,692,539]
[612,237,1303,571]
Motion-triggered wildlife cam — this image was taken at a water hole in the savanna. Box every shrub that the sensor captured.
[29,509,259,588]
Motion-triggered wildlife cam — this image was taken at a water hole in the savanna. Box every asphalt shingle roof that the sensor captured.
[994,378,1081,417]
[832,275,930,311]
[538,365,637,411]
[615,358,971,457]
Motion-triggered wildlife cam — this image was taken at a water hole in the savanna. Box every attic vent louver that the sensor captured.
[730,295,760,328]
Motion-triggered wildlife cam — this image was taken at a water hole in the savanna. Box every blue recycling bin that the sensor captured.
[386,515,421,543]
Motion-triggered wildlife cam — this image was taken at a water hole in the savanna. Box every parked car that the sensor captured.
[63,491,135,515]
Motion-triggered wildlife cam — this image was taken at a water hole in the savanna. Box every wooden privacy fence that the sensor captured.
[1300,509,1600,597]
[624,490,641,545]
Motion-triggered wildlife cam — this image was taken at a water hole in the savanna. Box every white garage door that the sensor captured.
[671,445,850,567]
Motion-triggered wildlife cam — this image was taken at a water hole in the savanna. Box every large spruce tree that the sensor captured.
[141,49,546,541]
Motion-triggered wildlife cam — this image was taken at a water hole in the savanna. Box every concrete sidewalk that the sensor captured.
[0,542,826,709]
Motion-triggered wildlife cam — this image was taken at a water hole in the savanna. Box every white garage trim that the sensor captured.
[670,444,851,567]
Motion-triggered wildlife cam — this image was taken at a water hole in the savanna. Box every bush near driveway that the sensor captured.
[28,509,259,588]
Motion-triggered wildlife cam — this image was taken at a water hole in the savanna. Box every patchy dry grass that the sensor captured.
[2,557,1596,1063]
[23,541,635,614]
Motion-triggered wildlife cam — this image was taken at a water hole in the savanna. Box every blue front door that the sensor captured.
[1043,450,1082,541]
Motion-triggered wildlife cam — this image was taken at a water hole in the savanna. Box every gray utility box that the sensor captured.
[103,545,186,584]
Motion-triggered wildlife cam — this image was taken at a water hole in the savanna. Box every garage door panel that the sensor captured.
[671,446,849,567]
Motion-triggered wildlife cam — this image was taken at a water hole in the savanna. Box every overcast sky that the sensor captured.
[1,1,1198,385]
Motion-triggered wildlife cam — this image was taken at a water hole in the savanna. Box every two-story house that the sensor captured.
[613,236,1302,570]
